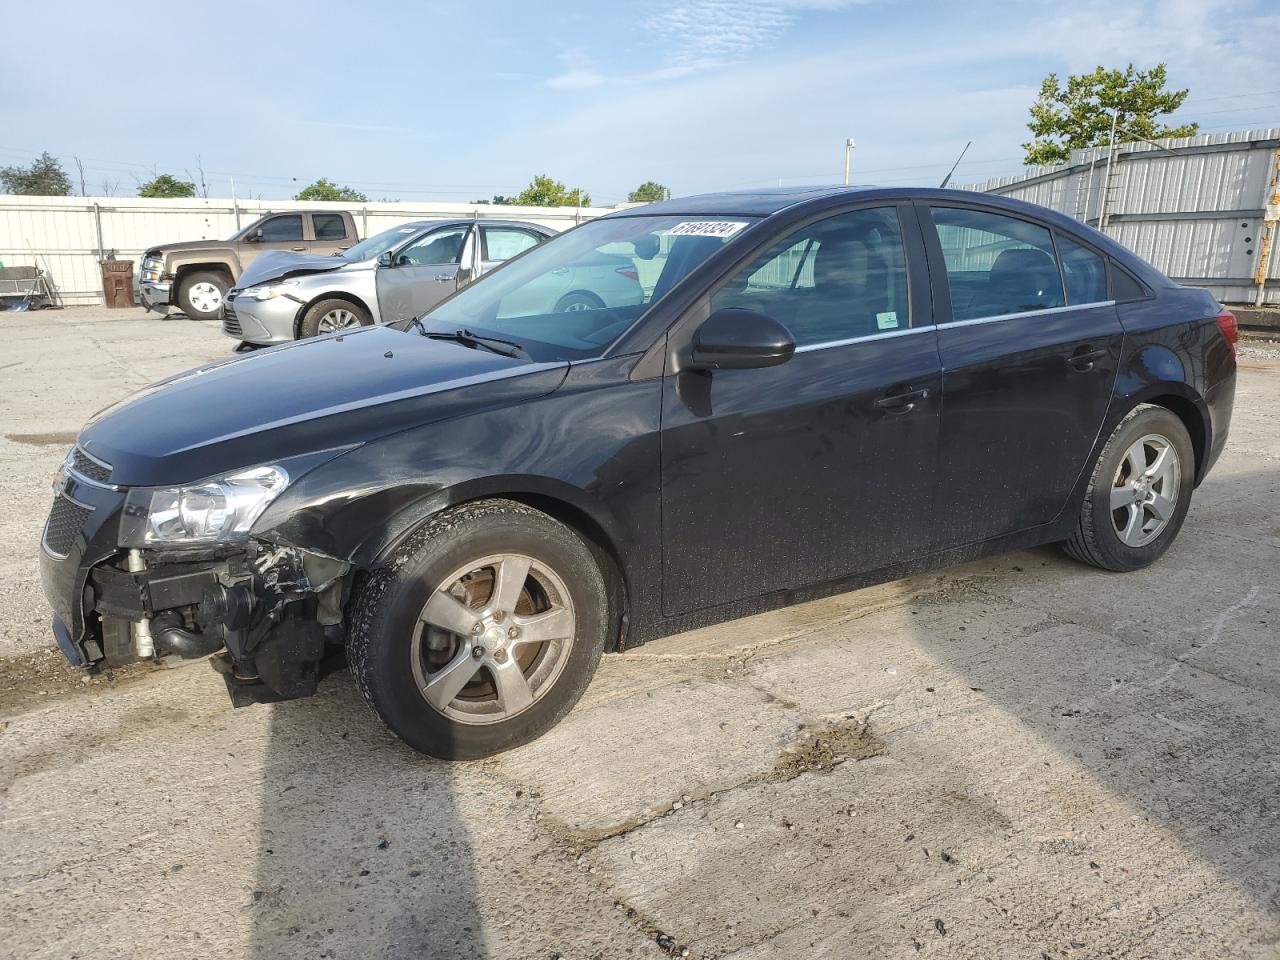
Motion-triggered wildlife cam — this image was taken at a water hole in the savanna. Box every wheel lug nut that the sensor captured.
[493,649,509,664]
[472,645,485,659]
[493,610,506,623]
[471,622,484,635]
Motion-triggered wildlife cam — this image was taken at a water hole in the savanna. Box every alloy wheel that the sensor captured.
[1110,433,1180,548]
[317,308,362,333]
[411,554,576,725]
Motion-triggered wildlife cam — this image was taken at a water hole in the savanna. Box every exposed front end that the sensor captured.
[138,253,172,313]
[41,444,349,705]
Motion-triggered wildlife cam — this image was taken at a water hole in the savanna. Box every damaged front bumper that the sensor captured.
[40,462,349,706]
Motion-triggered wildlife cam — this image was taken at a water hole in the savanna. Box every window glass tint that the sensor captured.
[930,207,1064,321]
[710,207,910,347]
[1057,234,1107,304]
[261,215,303,242]
[484,227,541,261]
[313,213,347,241]
[398,225,468,265]
[1111,263,1146,301]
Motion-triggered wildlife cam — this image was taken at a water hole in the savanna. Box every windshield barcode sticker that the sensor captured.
[664,221,749,238]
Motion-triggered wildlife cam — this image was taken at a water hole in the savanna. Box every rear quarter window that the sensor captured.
[1110,262,1148,302]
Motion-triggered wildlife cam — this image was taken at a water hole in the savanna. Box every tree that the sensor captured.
[514,174,591,207]
[0,152,72,196]
[1023,63,1198,166]
[627,181,668,203]
[294,178,368,202]
[137,173,197,198]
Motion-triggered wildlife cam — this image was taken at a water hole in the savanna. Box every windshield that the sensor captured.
[341,223,428,261]
[419,215,758,361]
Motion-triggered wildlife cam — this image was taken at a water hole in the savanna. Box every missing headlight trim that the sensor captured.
[86,539,350,704]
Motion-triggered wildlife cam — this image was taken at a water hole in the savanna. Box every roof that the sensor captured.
[606,186,880,218]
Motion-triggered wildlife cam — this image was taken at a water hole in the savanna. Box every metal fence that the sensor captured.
[961,128,1280,306]
[0,196,615,305]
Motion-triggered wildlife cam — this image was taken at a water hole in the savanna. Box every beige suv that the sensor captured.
[138,210,358,321]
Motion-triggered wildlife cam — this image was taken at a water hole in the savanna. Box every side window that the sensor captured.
[313,213,347,241]
[710,206,910,347]
[1057,234,1107,304]
[930,207,1064,321]
[260,215,303,242]
[483,227,542,262]
[1111,262,1147,301]
[398,225,469,265]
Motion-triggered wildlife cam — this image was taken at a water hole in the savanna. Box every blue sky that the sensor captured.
[3,0,1277,204]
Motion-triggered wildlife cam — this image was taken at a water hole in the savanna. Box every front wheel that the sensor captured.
[1064,404,1195,571]
[347,500,608,760]
[300,299,372,338]
[177,270,230,321]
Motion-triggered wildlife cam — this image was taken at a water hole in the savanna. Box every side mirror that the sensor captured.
[688,308,796,371]
[377,251,395,267]
[247,227,263,242]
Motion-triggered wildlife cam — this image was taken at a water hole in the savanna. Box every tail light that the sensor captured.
[616,266,639,281]
[1215,308,1238,358]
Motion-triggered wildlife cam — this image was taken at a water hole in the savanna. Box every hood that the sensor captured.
[236,250,355,289]
[79,327,569,487]
[147,239,236,258]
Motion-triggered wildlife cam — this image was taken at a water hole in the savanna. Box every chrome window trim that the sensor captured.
[942,300,1116,329]
[794,323,938,354]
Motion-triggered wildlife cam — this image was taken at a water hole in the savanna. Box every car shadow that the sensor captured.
[247,674,486,959]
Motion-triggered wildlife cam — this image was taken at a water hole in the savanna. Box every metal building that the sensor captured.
[961,128,1280,306]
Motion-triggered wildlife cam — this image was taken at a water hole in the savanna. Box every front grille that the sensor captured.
[222,302,242,337]
[71,447,112,484]
[43,496,92,558]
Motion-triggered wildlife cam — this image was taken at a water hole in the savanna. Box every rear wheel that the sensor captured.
[347,499,608,759]
[300,299,372,338]
[1064,405,1194,571]
[177,270,230,321]
[554,291,605,313]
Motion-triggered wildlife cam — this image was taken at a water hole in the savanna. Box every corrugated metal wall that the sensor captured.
[0,196,614,305]
[961,128,1280,305]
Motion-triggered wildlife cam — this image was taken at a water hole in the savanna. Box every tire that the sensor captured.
[347,499,608,760]
[177,270,230,321]
[553,290,605,313]
[299,299,372,339]
[1064,404,1195,572]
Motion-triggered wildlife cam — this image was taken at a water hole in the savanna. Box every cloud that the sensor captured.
[546,49,607,90]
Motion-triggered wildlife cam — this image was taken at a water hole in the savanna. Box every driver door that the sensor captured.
[376,224,473,322]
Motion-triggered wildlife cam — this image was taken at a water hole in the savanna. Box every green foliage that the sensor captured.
[294,178,369,202]
[514,174,591,207]
[137,174,196,198]
[0,152,72,196]
[627,181,668,203]
[472,195,517,205]
[1023,63,1198,166]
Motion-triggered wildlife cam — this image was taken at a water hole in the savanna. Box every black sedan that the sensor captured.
[41,186,1237,759]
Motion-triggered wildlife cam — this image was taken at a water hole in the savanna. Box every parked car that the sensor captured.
[223,219,643,344]
[138,210,359,321]
[42,186,1236,760]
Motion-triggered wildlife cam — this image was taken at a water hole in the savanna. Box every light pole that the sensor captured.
[844,138,856,186]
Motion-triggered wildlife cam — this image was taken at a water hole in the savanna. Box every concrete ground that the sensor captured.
[1,306,1278,959]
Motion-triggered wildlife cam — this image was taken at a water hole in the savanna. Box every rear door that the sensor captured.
[921,202,1123,548]
[375,223,473,321]
[479,225,546,277]
[659,202,942,615]
[309,212,353,255]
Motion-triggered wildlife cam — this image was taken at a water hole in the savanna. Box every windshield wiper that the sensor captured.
[421,327,529,359]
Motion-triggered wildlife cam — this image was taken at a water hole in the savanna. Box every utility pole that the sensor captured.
[844,138,856,185]
[1098,107,1120,234]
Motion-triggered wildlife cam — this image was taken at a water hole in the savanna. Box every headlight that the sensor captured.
[119,465,289,547]
[241,279,299,301]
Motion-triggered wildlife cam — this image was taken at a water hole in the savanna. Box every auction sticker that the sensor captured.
[664,221,749,238]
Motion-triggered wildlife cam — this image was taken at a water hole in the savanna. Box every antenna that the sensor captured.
[938,140,972,188]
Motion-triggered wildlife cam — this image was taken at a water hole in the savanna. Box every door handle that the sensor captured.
[874,387,929,414]
[291,246,306,251]
[434,274,455,282]
[1065,346,1107,370]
